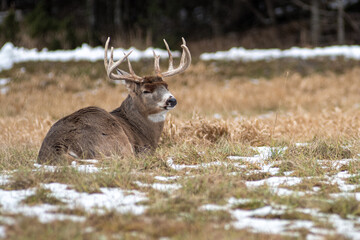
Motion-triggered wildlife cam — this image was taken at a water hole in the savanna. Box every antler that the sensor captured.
[104,37,143,82]
[153,37,191,78]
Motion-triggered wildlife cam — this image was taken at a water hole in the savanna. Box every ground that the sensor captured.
[0,58,360,239]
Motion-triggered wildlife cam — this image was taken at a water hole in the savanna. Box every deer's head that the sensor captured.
[104,38,191,122]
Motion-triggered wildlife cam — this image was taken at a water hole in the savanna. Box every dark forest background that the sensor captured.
[0,0,360,54]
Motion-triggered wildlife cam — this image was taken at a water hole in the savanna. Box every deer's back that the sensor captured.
[37,106,133,163]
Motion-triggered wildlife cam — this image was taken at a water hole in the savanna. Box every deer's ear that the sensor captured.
[119,80,136,92]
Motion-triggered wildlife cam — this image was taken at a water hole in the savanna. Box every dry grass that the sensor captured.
[1,61,360,149]
[1,59,360,239]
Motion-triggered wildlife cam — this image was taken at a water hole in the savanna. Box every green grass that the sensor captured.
[22,188,64,205]
[320,197,360,219]
[0,146,37,171]
[284,140,353,161]
[257,211,314,221]
[231,200,265,210]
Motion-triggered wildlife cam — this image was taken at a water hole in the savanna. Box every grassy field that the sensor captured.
[0,58,360,239]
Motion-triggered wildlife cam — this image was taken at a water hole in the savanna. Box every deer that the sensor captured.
[37,37,191,164]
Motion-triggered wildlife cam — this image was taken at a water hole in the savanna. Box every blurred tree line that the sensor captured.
[0,0,360,51]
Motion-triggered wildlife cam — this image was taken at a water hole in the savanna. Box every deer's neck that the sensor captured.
[110,96,165,153]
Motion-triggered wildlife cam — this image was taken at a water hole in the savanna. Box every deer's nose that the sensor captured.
[166,97,177,107]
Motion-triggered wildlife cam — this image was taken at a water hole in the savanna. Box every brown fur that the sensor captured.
[37,77,172,164]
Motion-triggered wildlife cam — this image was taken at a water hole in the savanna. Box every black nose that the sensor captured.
[166,97,177,107]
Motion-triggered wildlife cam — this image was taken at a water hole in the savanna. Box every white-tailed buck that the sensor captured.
[37,37,191,164]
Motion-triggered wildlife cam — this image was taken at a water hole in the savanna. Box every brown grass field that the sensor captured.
[0,58,360,239]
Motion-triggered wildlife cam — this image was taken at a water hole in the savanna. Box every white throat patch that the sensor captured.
[148,110,168,123]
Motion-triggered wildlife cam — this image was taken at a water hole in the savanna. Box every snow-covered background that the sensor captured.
[0,42,179,72]
[200,45,360,62]
[1,42,360,73]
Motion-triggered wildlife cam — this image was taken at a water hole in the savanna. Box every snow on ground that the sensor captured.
[1,145,360,238]
[1,42,360,73]
[134,181,181,192]
[44,183,147,215]
[154,175,180,182]
[0,78,10,95]
[0,182,147,226]
[0,42,180,72]
[33,160,100,173]
[201,196,360,239]
[167,157,228,170]
[200,45,360,62]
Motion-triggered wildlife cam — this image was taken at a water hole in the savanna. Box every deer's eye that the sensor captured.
[142,90,151,94]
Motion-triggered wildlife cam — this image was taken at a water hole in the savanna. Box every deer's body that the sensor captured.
[37,38,191,164]
[38,95,163,162]
[38,106,134,162]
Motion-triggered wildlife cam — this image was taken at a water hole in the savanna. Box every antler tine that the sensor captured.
[179,38,186,65]
[163,39,174,71]
[107,51,132,78]
[110,46,114,67]
[104,37,110,69]
[153,50,161,75]
[104,37,143,82]
[161,37,191,78]
[125,52,142,79]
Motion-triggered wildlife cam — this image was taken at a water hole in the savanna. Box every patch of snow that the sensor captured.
[0,226,6,239]
[251,146,287,160]
[0,188,35,210]
[199,204,227,211]
[295,142,309,147]
[0,188,82,223]
[201,195,360,239]
[227,156,246,161]
[328,171,359,192]
[227,197,257,206]
[329,214,360,239]
[71,161,99,173]
[166,157,227,171]
[0,216,16,225]
[44,183,147,215]
[33,163,57,172]
[250,78,260,85]
[0,182,147,225]
[318,159,356,171]
[283,171,294,176]
[213,113,222,119]
[134,181,181,192]
[20,204,85,223]
[228,155,261,163]
[246,176,302,188]
[0,86,9,95]
[330,192,360,200]
[200,198,312,237]
[78,159,99,164]
[152,183,181,192]
[0,175,10,185]
[229,147,286,163]
[257,112,275,119]
[232,215,309,236]
[306,234,327,240]
[154,176,180,182]
[0,42,180,72]
[34,162,100,173]
[275,188,305,196]
[0,78,10,86]
[200,45,360,62]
